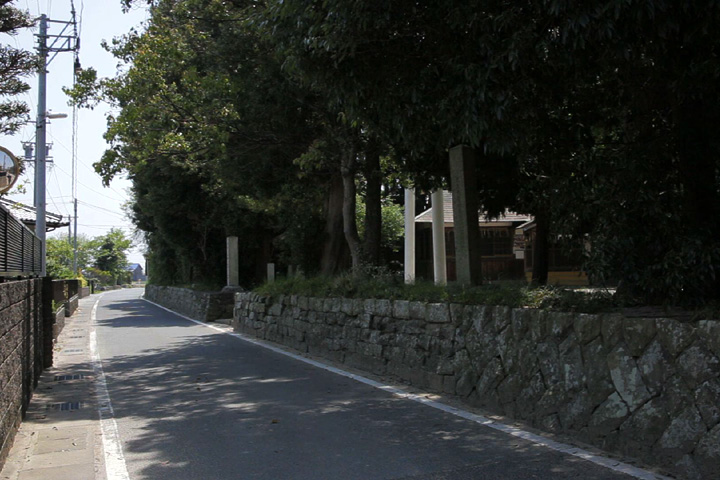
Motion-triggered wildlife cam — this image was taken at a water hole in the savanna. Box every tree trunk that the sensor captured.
[341,151,363,269]
[677,99,718,235]
[676,98,720,300]
[320,174,349,275]
[363,141,382,266]
[672,10,719,239]
[255,230,273,283]
[532,211,549,285]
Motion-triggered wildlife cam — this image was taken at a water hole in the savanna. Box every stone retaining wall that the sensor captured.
[145,285,238,321]
[65,295,79,318]
[53,305,66,340]
[0,280,44,467]
[234,292,720,479]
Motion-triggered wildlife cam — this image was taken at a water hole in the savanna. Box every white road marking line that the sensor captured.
[90,296,131,480]
[142,297,670,480]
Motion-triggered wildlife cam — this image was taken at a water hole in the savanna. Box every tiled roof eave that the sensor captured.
[413,191,532,226]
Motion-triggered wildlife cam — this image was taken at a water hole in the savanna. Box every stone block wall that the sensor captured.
[53,305,65,341]
[48,279,81,318]
[0,279,44,467]
[234,292,720,479]
[145,285,238,322]
[66,280,79,298]
[50,280,67,305]
[65,295,79,317]
[65,280,79,317]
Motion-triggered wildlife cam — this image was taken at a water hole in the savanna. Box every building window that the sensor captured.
[480,228,513,256]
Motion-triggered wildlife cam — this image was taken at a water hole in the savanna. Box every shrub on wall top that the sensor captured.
[253,272,619,314]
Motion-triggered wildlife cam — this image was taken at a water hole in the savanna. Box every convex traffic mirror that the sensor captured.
[0,146,20,194]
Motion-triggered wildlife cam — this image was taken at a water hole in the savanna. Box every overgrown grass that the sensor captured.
[148,281,225,292]
[253,270,619,313]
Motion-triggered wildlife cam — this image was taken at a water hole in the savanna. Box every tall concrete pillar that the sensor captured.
[404,187,416,284]
[449,145,482,285]
[431,190,447,285]
[226,236,239,287]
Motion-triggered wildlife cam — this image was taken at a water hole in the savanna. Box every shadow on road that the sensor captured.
[98,298,196,328]
[96,293,634,480]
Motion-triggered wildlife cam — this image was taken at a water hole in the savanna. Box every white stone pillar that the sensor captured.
[226,236,239,287]
[404,187,416,284]
[431,190,447,285]
[267,263,275,283]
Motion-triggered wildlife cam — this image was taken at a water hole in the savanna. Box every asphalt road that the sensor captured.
[94,288,644,480]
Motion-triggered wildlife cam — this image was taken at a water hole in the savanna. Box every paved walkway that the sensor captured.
[0,294,104,480]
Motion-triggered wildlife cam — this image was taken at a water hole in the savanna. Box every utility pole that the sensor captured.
[71,1,80,275]
[33,11,79,277]
[34,14,48,275]
[73,198,78,273]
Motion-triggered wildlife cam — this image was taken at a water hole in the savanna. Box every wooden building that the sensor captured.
[413,191,588,285]
[520,221,588,286]
[414,191,529,282]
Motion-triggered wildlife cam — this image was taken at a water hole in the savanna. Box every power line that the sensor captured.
[78,224,134,229]
[51,170,70,216]
[77,199,127,219]
[77,0,83,39]
[50,160,126,202]
[49,167,71,217]
[76,178,126,202]
[46,132,130,200]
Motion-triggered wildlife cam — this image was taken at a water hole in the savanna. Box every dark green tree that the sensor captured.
[263,0,720,303]
[0,1,35,135]
[69,0,348,285]
[76,0,720,303]
[46,234,95,279]
[91,228,132,281]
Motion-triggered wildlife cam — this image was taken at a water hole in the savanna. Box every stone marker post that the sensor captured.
[227,236,239,287]
[404,187,416,284]
[267,263,275,283]
[449,145,482,285]
[431,190,447,285]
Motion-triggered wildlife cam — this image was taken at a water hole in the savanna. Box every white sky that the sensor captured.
[1,0,149,265]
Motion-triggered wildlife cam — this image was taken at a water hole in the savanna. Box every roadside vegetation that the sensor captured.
[254,270,618,314]
[48,0,720,308]
[254,273,720,319]
[46,229,134,287]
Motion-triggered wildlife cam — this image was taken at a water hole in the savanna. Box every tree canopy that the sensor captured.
[0,1,35,135]
[71,0,720,305]
[262,0,720,304]
[71,0,344,287]
[46,234,93,279]
[46,229,134,286]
